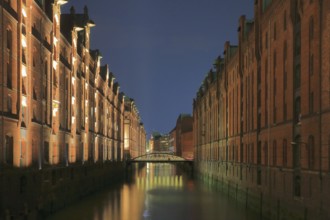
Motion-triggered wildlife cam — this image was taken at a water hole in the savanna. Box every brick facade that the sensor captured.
[0,0,137,168]
[193,1,330,219]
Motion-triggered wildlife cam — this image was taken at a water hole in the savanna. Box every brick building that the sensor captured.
[124,97,146,159]
[193,0,330,219]
[0,0,144,168]
[171,114,193,159]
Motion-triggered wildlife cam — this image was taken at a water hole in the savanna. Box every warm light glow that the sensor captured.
[57,0,68,5]
[22,65,27,77]
[52,107,58,116]
[72,116,75,123]
[94,92,97,98]
[72,96,75,104]
[74,26,84,32]
[124,139,129,150]
[52,100,60,117]
[22,96,27,107]
[53,60,58,70]
[85,116,88,121]
[85,82,88,89]
[95,107,97,113]
[21,38,27,48]
[85,100,88,105]
[22,8,27,17]
[54,14,59,23]
[72,76,75,85]
[72,56,76,64]
[73,38,77,47]
[53,36,58,45]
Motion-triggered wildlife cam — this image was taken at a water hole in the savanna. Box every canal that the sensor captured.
[47,163,258,220]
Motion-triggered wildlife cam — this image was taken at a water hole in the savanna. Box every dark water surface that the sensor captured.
[47,163,258,220]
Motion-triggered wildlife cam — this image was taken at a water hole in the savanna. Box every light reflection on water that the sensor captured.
[48,163,258,220]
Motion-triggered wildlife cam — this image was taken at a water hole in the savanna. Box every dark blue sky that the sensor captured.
[63,1,253,135]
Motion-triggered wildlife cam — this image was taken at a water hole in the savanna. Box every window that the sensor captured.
[6,28,12,50]
[5,135,14,165]
[309,54,314,75]
[44,141,49,163]
[293,136,301,168]
[284,11,287,31]
[309,92,314,113]
[273,140,277,166]
[7,95,12,113]
[33,86,37,100]
[7,62,12,89]
[294,175,301,197]
[264,142,268,165]
[309,17,314,40]
[308,136,315,169]
[283,41,287,90]
[283,139,287,166]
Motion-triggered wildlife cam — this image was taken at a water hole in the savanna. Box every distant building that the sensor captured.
[148,132,171,152]
[171,114,193,159]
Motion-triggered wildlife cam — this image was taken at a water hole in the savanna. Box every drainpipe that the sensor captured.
[318,0,323,185]
[39,17,43,170]
[1,0,4,167]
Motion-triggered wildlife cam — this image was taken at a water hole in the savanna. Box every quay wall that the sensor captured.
[0,162,125,219]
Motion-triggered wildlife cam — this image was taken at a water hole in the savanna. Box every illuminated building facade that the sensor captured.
[0,0,125,168]
[193,0,330,219]
[124,97,146,159]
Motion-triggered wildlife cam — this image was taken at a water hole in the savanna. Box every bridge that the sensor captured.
[126,152,193,164]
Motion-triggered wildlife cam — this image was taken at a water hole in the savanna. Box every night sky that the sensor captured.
[62,1,254,135]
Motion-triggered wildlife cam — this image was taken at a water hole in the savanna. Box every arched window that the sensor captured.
[294,175,301,197]
[6,28,12,50]
[294,97,301,124]
[308,136,315,169]
[7,94,12,113]
[264,142,268,165]
[283,139,287,167]
[5,135,14,165]
[7,62,12,89]
[273,140,277,166]
[309,16,314,40]
[293,136,301,168]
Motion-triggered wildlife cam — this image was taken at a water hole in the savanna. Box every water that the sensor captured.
[48,163,258,220]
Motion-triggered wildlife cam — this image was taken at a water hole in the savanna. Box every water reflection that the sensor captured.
[48,163,258,220]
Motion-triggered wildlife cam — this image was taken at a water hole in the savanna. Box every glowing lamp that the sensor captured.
[22,8,27,17]
[22,96,27,107]
[22,65,27,77]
